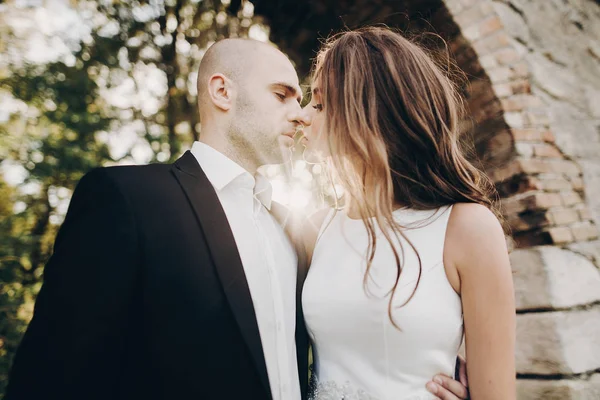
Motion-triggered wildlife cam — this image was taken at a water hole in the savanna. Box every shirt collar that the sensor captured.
[190,141,273,210]
[253,173,273,210]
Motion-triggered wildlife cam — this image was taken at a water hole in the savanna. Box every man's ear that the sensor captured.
[207,73,234,111]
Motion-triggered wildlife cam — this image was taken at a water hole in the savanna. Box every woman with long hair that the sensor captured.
[300,27,516,400]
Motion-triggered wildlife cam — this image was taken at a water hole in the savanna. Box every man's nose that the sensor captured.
[291,108,312,127]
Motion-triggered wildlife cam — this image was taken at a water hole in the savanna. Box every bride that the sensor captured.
[299,27,516,400]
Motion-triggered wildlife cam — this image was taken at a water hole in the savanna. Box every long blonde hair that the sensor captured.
[312,27,502,328]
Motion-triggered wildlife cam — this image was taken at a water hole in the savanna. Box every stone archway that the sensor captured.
[246,0,600,397]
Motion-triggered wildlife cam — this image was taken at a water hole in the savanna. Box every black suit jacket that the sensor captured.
[6,151,310,400]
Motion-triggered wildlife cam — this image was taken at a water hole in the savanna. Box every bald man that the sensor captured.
[6,39,311,400]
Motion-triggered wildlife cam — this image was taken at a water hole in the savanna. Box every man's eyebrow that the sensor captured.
[271,82,303,103]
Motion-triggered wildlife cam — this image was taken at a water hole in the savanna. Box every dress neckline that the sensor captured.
[340,207,444,223]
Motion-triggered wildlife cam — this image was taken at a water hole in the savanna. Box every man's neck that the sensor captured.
[198,137,260,175]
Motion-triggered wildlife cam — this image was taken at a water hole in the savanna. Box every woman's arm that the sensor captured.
[444,202,516,400]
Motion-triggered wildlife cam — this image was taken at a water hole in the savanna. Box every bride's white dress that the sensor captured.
[302,206,463,400]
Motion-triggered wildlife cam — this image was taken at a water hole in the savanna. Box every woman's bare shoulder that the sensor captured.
[444,203,509,290]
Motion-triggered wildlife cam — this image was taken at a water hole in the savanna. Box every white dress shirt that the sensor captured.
[190,141,301,400]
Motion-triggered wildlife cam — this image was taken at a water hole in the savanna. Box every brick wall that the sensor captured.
[443,0,600,397]
[443,0,598,249]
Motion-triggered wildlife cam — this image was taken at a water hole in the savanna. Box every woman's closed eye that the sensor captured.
[312,103,323,112]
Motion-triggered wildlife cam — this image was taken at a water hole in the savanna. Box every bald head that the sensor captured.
[197,38,288,115]
[194,38,306,172]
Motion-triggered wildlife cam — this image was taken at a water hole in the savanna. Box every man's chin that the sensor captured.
[256,146,294,167]
[279,134,296,148]
[276,145,295,165]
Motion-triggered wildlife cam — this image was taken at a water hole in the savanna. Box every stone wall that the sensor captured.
[511,247,600,398]
[480,0,600,396]
[441,0,598,248]
[493,0,600,229]
[444,0,600,397]
[491,0,600,252]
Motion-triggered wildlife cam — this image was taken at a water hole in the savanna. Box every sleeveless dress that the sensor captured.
[302,206,463,400]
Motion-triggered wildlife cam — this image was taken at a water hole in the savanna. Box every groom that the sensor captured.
[6,39,468,400]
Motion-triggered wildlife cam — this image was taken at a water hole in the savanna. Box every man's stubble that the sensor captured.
[227,90,286,168]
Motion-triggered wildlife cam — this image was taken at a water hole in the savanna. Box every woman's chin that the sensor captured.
[301,145,329,164]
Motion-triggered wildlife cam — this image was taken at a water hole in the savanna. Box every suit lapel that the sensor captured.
[295,240,310,400]
[171,151,271,398]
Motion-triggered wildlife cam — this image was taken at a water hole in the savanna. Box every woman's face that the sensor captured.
[301,86,330,161]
